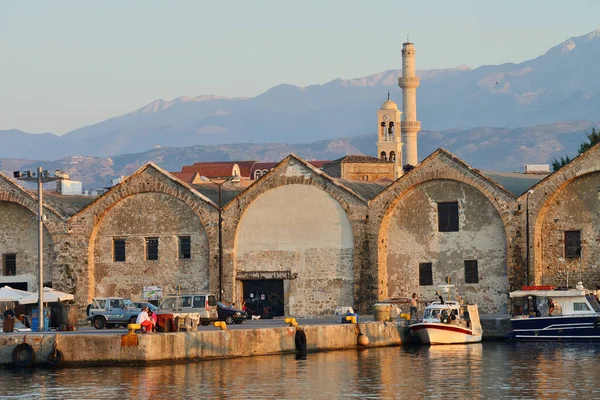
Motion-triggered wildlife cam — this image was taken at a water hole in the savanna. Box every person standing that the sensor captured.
[410,293,418,320]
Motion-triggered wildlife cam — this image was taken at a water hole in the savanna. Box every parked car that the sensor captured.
[87,297,140,329]
[134,302,158,312]
[217,302,246,324]
[158,294,218,326]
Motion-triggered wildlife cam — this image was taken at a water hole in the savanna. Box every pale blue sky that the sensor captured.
[1,0,599,134]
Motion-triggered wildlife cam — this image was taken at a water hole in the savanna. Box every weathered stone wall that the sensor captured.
[369,150,517,315]
[538,172,600,287]
[0,201,55,290]
[384,180,509,314]
[341,163,394,181]
[235,184,354,316]
[224,156,370,313]
[65,165,218,314]
[92,192,210,299]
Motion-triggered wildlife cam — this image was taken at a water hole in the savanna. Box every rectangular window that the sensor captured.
[464,260,479,284]
[113,239,126,262]
[3,254,16,276]
[193,296,205,308]
[419,263,433,286]
[574,302,590,311]
[146,237,159,261]
[438,202,459,232]
[565,231,581,258]
[179,236,191,259]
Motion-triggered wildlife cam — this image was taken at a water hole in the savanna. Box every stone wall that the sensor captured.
[0,201,55,290]
[341,163,394,181]
[92,192,210,299]
[224,156,370,313]
[235,184,354,316]
[383,180,509,314]
[538,172,600,287]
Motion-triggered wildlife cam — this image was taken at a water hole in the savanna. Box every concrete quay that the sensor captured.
[0,321,405,367]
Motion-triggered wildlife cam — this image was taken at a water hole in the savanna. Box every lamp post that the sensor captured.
[200,175,240,302]
[525,189,534,286]
[13,167,67,332]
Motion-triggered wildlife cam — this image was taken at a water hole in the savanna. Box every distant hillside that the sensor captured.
[2,121,597,189]
[1,30,600,160]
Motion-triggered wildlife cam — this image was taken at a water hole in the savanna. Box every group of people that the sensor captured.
[135,306,157,333]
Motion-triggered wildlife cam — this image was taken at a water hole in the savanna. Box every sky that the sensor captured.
[1,0,599,135]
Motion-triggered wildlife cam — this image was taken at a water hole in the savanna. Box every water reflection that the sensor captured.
[1,343,600,399]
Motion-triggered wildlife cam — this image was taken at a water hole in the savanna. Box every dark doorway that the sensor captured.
[2,281,29,291]
[243,280,284,319]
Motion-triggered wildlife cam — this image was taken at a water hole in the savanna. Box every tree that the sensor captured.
[551,127,600,172]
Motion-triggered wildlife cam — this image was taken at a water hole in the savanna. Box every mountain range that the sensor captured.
[1,29,600,186]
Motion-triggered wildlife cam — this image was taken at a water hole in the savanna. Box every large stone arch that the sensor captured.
[223,155,369,313]
[526,143,600,286]
[369,149,516,312]
[234,184,355,316]
[533,171,600,286]
[0,173,66,291]
[68,164,218,307]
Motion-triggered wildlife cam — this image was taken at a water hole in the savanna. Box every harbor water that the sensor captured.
[1,341,599,399]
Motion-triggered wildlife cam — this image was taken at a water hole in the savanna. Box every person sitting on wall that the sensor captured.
[135,306,154,333]
[148,309,158,332]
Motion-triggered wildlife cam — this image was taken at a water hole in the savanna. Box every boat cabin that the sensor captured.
[422,301,465,323]
[509,285,600,318]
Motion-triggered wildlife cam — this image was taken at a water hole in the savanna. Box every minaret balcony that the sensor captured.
[401,121,421,130]
[398,76,420,88]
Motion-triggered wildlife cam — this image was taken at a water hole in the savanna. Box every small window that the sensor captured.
[208,295,217,306]
[438,202,459,232]
[3,254,16,276]
[419,263,433,286]
[179,236,191,259]
[146,237,159,261]
[565,231,581,258]
[193,296,205,308]
[574,302,590,311]
[113,239,126,262]
[380,151,387,161]
[464,260,479,284]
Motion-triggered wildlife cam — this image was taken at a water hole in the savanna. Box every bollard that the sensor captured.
[345,315,357,324]
[284,317,298,327]
[214,321,227,330]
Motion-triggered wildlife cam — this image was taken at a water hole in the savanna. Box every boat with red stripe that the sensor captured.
[409,285,483,345]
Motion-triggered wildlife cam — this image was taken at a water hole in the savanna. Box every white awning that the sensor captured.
[509,289,585,298]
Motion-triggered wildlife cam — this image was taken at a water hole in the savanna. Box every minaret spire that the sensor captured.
[398,41,420,169]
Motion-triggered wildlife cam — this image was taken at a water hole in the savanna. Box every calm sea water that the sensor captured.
[1,342,599,399]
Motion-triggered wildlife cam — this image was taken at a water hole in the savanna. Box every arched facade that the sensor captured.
[68,164,218,308]
[234,184,354,316]
[369,150,517,314]
[90,192,210,299]
[223,155,370,314]
[383,180,508,313]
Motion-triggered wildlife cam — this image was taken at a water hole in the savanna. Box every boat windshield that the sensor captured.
[586,296,600,312]
[423,309,441,319]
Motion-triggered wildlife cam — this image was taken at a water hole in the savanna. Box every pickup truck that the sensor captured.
[86,297,140,329]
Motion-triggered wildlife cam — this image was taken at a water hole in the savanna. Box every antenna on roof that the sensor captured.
[387,90,390,101]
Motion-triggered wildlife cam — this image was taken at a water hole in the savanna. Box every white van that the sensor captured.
[158,293,218,325]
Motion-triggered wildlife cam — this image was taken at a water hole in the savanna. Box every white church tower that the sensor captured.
[376,92,403,179]
[398,41,421,169]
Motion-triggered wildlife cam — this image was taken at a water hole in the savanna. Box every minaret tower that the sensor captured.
[376,91,403,179]
[398,41,421,169]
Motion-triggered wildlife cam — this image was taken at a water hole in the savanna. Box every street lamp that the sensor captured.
[200,175,240,301]
[525,189,534,286]
[13,167,68,332]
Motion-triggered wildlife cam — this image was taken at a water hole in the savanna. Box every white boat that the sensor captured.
[409,286,482,345]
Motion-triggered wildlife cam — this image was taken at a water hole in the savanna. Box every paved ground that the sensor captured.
[3,316,376,335]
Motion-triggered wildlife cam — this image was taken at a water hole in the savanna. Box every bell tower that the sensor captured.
[376,92,403,179]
